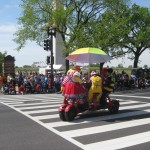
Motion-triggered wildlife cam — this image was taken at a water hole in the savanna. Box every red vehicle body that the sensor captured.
[58,93,119,121]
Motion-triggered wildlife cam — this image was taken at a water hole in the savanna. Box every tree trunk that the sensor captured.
[133,54,139,68]
[65,59,69,73]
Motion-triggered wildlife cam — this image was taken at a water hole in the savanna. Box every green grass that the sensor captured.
[90,67,131,75]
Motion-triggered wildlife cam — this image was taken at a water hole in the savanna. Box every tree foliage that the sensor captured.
[92,3,150,68]
[14,0,106,53]
[14,0,150,69]
[0,51,7,73]
[0,51,7,64]
[14,0,108,70]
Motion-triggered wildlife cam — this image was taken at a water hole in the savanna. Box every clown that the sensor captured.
[88,71,102,103]
[61,65,81,92]
[62,66,86,99]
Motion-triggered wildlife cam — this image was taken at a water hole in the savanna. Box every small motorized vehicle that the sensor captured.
[58,93,119,121]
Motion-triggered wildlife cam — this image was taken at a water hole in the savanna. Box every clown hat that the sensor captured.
[91,71,97,76]
[72,65,81,71]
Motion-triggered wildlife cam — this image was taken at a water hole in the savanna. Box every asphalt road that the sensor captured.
[0,102,81,150]
[0,89,150,150]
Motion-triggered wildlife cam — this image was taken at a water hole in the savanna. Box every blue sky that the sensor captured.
[0,0,150,67]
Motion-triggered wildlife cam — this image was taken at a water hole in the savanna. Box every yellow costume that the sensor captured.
[88,71,102,102]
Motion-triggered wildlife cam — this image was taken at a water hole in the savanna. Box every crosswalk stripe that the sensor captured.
[11,101,60,106]
[62,117,150,137]
[0,98,58,102]
[120,103,150,110]
[1,97,63,102]
[19,104,60,110]
[0,101,24,104]
[33,114,59,119]
[45,109,150,127]
[25,108,57,114]
[84,131,150,150]
[111,94,150,99]
[120,101,145,105]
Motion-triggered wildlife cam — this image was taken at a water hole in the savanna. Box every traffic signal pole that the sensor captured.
[44,27,56,89]
[49,28,54,87]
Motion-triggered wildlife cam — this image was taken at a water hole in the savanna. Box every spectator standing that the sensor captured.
[0,74,4,93]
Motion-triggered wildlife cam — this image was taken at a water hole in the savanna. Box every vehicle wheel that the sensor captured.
[59,111,66,121]
[109,101,119,114]
[65,107,76,121]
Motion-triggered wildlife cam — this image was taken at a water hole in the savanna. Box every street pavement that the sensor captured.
[0,90,150,150]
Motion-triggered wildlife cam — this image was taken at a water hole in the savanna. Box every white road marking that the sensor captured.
[1,94,150,150]
[11,101,60,106]
[45,108,150,127]
[112,94,150,99]
[33,114,59,120]
[25,108,57,114]
[19,104,60,110]
[62,116,150,137]
[84,131,150,150]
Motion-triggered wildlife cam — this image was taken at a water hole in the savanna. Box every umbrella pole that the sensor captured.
[99,63,104,75]
[88,64,90,80]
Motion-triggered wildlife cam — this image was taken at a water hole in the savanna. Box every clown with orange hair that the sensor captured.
[61,66,86,99]
[61,65,81,92]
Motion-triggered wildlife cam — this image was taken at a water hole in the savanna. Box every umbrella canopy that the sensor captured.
[65,47,112,63]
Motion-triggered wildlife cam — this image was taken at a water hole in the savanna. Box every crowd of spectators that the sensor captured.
[0,68,150,95]
[113,68,150,91]
[1,71,65,95]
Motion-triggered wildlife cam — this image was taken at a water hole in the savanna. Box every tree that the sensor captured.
[118,64,123,68]
[143,64,148,68]
[0,51,7,73]
[123,5,150,68]
[128,65,132,68]
[23,65,31,68]
[93,2,150,68]
[14,0,107,71]
[0,51,6,62]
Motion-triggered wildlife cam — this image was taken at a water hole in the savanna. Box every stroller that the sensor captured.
[8,84,16,95]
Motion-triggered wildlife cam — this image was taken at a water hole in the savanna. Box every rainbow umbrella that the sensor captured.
[65,47,112,63]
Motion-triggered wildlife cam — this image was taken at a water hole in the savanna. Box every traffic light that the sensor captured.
[44,38,52,51]
[46,56,50,64]
[44,39,49,51]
